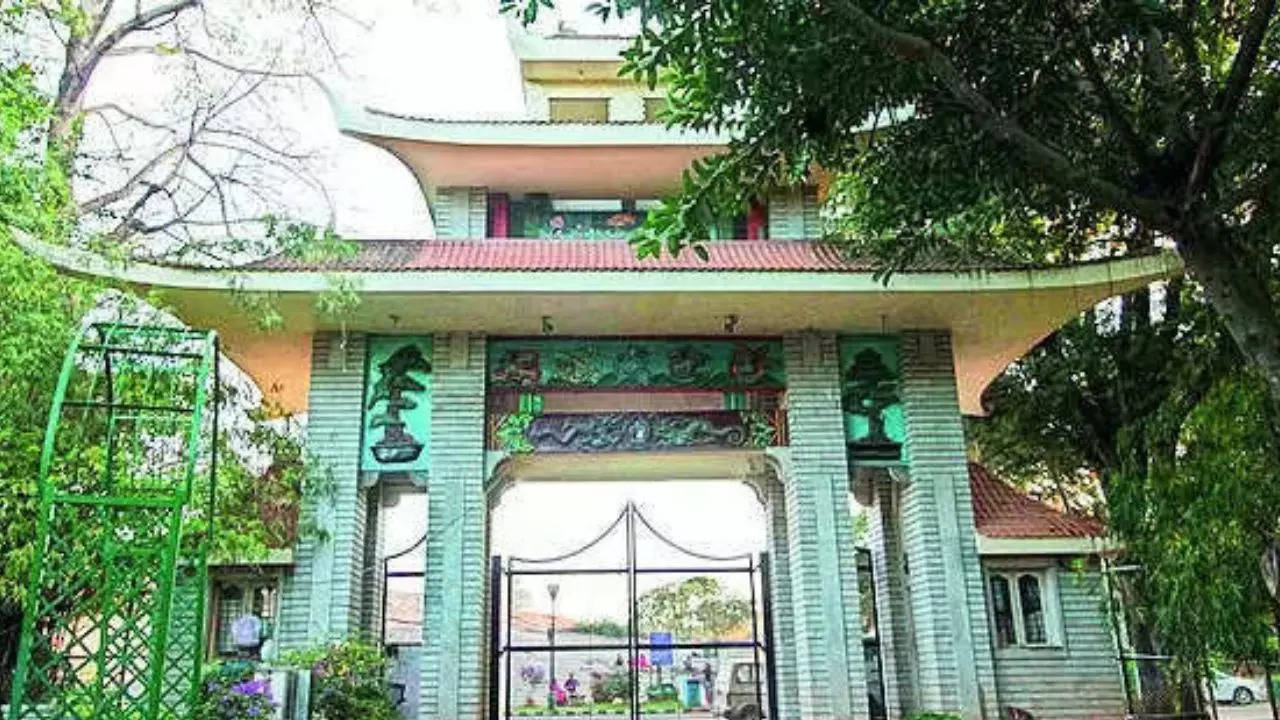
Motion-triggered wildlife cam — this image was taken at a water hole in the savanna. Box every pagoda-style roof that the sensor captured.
[319,82,728,199]
[16,232,1181,418]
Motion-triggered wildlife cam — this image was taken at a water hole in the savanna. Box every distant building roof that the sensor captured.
[969,463,1104,539]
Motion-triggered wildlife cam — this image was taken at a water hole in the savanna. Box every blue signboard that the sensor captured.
[650,632,673,667]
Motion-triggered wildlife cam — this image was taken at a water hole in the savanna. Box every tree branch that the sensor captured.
[1216,0,1277,120]
[1072,35,1150,165]
[1187,0,1278,200]
[834,1,1175,229]
[77,143,186,214]
[82,103,178,132]
[89,0,201,60]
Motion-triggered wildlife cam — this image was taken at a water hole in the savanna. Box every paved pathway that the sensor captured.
[1219,703,1276,720]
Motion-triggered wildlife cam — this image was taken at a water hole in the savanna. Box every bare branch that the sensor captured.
[105,44,312,79]
[90,0,200,60]
[82,103,179,132]
[77,143,187,214]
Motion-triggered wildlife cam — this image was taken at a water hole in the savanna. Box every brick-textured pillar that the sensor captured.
[761,466,800,719]
[277,332,368,648]
[867,475,913,717]
[900,330,999,719]
[420,332,488,719]
[781,333,870,720]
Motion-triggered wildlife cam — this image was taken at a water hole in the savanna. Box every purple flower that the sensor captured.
[231,678,270,697]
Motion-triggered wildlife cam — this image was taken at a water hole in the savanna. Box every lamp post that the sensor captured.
[547,582,560,712]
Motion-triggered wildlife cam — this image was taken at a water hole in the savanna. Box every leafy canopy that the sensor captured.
[637,576,751,641]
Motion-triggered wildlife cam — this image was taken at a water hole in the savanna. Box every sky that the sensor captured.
[265,0,617,239]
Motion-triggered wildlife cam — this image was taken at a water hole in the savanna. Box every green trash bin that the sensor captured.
[683,678,703,708]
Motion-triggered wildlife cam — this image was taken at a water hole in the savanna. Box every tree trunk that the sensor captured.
[1175,230,1280,428]
[0,602,21,701]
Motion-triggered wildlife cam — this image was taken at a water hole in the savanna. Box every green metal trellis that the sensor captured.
[6,324,219,720]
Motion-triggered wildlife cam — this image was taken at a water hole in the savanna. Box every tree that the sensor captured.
[637,576,751,642]
[1109,375,1280,678]
[0,49,97,698]
[0,3,323,692]
[17,0,354,261]
[510,0,1280,426]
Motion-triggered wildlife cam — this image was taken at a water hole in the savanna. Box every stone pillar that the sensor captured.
[277,332,369,648]
[781,333,870,720]
[419,332,489,720]
[866,474,913,718]
[899,331,999,719]
[360,487,385,639]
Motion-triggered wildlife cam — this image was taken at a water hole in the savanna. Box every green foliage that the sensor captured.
[496,412,537,453]
[742,410,776,448]
[593,669,633,703]
[226,220,363,331]
[285,640,398,720]
[907,714,964,720]
[646,682,678,702]
[0,29,93,613]
[969,275,1280,671]
[1110,375,1280,670]
[575,618,629,637]
[637,576,750,641]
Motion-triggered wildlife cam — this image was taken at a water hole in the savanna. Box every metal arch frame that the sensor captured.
[7,323,220,720]
[489,501,778,720]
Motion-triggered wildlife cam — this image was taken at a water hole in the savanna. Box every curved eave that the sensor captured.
[18,234,1182,417]
[316,81,730,199]
[317,79,729,147]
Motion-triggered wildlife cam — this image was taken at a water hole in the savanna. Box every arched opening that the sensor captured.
[486,468,779,720]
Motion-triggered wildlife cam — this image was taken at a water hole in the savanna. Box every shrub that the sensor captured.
[647,682,678,702]
[196,661,277,720]
[287,640,398,720]
[593,670,633,703]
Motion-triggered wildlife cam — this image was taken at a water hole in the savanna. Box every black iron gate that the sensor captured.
[489,502,777,719]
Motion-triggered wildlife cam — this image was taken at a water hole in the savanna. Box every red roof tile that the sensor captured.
[969,463,1104,539]
[243,239,998,273]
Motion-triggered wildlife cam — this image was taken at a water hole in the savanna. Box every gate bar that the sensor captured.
[749,555,764,718]
[489,556,502,720]
[761,552,780,720]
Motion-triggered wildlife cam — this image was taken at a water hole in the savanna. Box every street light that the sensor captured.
[547,582,560,712]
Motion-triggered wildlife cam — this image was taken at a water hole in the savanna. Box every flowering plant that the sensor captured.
[197,662,277,720]
[285,640,398,720]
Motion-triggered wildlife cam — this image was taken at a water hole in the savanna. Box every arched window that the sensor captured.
[985,568,1061,648]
